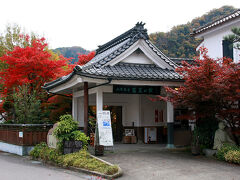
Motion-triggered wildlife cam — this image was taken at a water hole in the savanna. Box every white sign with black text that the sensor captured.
[97,110,113,146]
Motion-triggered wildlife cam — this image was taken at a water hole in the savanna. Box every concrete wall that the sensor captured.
[0,141,34,156]
[196,20,240,63]
[75,93,166,128]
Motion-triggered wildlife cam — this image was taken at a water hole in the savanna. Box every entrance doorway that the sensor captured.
[88,105,123,142]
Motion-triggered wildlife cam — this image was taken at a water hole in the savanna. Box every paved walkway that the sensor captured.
[1,144,240,180]
[101,144,240,180]
[0,151,99,180]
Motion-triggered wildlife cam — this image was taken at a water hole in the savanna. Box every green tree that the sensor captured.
[224,27,240,50]
[0,24,37,56]
[12,85,49,124]
[149,6,236,58]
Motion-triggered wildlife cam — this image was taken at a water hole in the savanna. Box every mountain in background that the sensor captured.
[149,5,237,58]
[53,6,237,61]
[53,46,89,64]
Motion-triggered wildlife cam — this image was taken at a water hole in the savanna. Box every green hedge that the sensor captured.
[30,143,119,175]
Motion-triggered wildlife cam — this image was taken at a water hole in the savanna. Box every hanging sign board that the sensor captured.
[113,85,160,95]
[97,110,113,146]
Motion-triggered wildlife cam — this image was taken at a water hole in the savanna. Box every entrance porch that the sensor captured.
[72,84,188,147]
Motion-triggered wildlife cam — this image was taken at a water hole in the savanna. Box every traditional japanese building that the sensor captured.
[43,22,191,147]
[192,9,240,63]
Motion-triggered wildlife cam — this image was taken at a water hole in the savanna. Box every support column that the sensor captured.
[72,96,78,121]
[166,101,175,148]
[95,87,103,146]
[96,87,103,113]
[84,82,88,135]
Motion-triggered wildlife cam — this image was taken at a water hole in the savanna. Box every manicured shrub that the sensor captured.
[224,150,240,164]
[216,144,239,161]
[53,114,89,151]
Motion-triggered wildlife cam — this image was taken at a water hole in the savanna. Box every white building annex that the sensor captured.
[43,22,191,148]
[192,9,240,63]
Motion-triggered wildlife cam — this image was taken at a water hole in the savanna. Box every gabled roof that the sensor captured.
[191,9,240,36]
[82,22,177,70]
[43,22,181,91]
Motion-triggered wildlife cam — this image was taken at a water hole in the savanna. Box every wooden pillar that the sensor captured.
[84,82,88,135]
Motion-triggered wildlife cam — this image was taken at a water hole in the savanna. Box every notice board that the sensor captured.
[97,110,114,146]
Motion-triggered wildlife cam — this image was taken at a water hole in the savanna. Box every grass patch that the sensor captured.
[30,143,119,175]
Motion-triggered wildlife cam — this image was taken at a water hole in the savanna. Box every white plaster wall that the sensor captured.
[76,93,140,127]
[76,93,168,127]
[121,51,153,64]
[140,95,167,127]
[197,20,240,63]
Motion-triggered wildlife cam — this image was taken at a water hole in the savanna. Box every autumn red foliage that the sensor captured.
[154,48,240,144]
[63,51,95,74]
[77,51,95,66]
[0,34,95,123]
[0,37,70,96]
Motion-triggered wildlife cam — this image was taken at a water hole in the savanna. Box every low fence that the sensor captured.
[0,124,53,146]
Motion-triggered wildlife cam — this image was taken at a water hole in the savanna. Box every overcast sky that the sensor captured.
[0,0,239,51]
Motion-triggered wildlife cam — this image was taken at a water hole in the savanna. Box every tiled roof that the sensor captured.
[78,63,182,81]
[43,22,181,91]
[82,22,177,70]
[191,9,240,36]
[170,58,195,65]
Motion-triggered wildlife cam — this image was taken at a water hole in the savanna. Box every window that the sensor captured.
[222,40,233,60]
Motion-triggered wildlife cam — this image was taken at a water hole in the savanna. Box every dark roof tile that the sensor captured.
[78,63,182,81]
[191,9,240,36]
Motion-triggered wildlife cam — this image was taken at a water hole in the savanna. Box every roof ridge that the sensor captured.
[192,9,240,36]
[96,22,149,54]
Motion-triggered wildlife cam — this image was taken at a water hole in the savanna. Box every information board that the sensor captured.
[97,111,114,146]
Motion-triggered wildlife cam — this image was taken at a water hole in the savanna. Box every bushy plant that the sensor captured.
[29,142,48,159]
[30,142,62,163]
[224,150,240,164]
[30,145,119,175]
[53,114,78,141]
[53,114,89,151]
[216,144,239,161]
[71,130,89,147]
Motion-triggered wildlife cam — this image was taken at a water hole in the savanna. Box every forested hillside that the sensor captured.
[149,6,237,58]
[53,6,237,61]
[53,46,89,64]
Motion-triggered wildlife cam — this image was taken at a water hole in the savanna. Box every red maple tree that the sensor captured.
[0,37,70,96]
[77,51,95,66]
[0,34,96,122]
[0,36,71,121]
[155,48,240,144]
[63,51,95,75]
